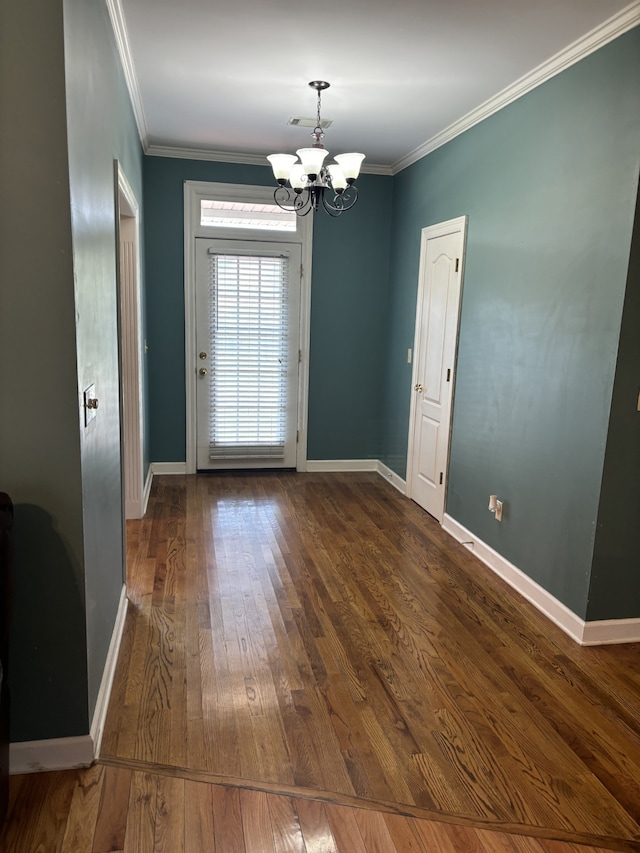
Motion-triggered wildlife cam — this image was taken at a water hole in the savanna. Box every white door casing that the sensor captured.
[184,181,312,474]
[194,239,301,470]
[116,164,145,521]
[407,216,467,521]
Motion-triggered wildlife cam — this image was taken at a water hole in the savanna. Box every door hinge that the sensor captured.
[296,430,299,443]
[439,472,443,485]
[446,368,451,382]
[300,263,304,278]
[298,349,302,364]
[455,258,460,272]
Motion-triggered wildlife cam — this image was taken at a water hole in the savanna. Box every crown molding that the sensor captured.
[146,145,269,166]
[105,0,149,150]
[146,144,392,175]
[107,0,638,179]
[392,1,640,174]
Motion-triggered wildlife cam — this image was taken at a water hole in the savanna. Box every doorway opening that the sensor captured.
[116,164,145,523]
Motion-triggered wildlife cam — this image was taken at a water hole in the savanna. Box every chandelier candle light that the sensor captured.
[267,81,365,217]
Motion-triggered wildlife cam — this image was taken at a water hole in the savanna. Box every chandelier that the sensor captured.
[267,81,365,217]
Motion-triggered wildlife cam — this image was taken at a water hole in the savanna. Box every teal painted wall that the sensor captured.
[307,181,393,460]
[382,28,640,619]
[589,186,640,620]
[63,0,144,721]
[143,157,392,463]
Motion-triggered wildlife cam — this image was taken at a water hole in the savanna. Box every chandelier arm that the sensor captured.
[339,185,359,211]
[273,186,313,216]
[321,185,359,215]
[294,191,313,216]
[273,186,296,212]
[320,191,345,217]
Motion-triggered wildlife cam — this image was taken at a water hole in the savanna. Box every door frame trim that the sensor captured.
[183,181,312,474]
[406,215,467,521]
[115,162,145,521]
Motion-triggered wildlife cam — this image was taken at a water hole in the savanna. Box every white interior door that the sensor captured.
[407,217,466,521]
[195,239,301,470]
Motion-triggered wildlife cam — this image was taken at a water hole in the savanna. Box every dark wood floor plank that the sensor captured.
[184,779,216,853]
[352,806,400,852]
[295,797,338,853]
[240,789,276,852]
[0,771,76,853]
[60,764,104,852]
[92,765,132,853]
[324,804,369,853]
[211,784,246,853]
[265,789,307,853]
[123,771,157,853]
[382,812,430,852]
[153,775,184,853]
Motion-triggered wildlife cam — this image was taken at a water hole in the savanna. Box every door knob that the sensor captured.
[199,352,207,360]
[414,383,423,392]
[199,367,208,376]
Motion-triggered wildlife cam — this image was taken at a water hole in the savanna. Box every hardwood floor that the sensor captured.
[2,471,639,851]
[0,763,625,852]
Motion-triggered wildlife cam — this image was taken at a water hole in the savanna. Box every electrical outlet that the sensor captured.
[495,500,503,522]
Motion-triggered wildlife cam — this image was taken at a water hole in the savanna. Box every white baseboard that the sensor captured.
[9,736,95,775]
[152,458,408,497]
[442,514,640,646]
[306,459,378,472]
[142,464,153,515]
[581,618,640,646]
[376,461,407,495]
[10,584,129,775]
[151,461,187,475]
[90,584,129,759]
[302,459,407,493]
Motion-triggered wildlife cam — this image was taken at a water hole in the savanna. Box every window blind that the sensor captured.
[207,251,289,460]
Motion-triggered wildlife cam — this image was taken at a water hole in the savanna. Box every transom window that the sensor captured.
[200,200,297,233]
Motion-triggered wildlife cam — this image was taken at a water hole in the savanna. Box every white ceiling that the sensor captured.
[116,0,637,172]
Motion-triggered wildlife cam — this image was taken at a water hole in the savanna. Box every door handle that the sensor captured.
[414,383,423,392]
[199,367,208,376]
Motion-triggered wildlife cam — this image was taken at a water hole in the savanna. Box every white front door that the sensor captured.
[195,239,301,470]
[407,217,467,521]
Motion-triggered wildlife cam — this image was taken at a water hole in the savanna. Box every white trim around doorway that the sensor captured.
[116,163,145,520]
[183,181,313,474]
